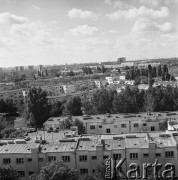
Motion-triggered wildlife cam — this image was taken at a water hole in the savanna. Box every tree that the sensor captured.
[82,100,97,115]
[61,117,73,129]
[113,86,145,113]
[91,88,116,114]
[27,87,50,128]
[0,166,20,180]
[0,99,17,113]
[73,118,85,135]
[50,101,64,117]
[65,96,82,116]
[0,127,26,139]
[159,120,168,131]
[32,161,79,180]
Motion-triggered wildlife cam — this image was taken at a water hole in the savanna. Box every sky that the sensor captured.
[0,0,177,67]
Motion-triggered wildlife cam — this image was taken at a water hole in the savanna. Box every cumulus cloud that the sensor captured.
[106,6,169,20]
[68,8,98,20]
[105,0,132,9]
[0,12,28,24]
[132,18,174,34]
[68,25,98,36]
[140,0,178,7]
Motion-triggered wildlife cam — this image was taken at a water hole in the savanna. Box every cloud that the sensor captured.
[105,0,132,9]
[106,6,169,20]
[108,29,118,33]
[0,12,28,24]
[32,6,41,10]
[68,8,98,20]
[140,0,178,7]
[132,18,174,34]
[68,25,98,36]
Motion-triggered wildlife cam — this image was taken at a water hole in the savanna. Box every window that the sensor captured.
[155,153,161,157]
[106,129,110,133]
[90,125,95,129]
[134,123,139,128]
[121,124,126,128]
[103,155,108,159]
[114,125,118,128]
[38,158,43,162]
[16,158,24,164]
[99,125,102,128]
[29,171,33,176]
[143,154,148,158]
[151,126,155,131]
[165,151,174,158]
[18,171,25,177]
[92,169,95,174]
[113,154,121,160]
[80,169,88,175]
[143,123,146,126]
[79,155,87,162]
[28,158,32,162]
[48,156,56,162]
[92,156,97,160]
[130,153,138,159]
[62,156,70,162]
[3,158,10,164]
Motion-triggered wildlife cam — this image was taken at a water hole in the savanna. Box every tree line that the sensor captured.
[22,84,178,128]
[125,64,175,82]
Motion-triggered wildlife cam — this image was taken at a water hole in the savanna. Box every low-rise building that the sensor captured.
[0,131,178,179]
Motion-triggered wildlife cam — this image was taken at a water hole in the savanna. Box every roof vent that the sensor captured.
[27,148,30,150]
[5,149,8,151]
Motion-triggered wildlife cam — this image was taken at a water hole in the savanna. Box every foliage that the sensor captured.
[159,120,168,131]
[27,87,51,128]
[144,86,178,112]
[65,96,82,116]
[113,86,145,113]
[0,166,20,180]
[0,127,26,139]
[0,99,17,113]
[82,100,97,115]
[61,117,73,129]
[82,66,92,74]
[50,101,64,117]
[73,118,85,135]
[31,161,79,180]
[91,88,117,114]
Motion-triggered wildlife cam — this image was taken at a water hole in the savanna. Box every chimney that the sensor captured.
[148,65,152,88]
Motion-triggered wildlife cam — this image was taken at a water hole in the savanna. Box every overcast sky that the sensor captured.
[0,0,177,67]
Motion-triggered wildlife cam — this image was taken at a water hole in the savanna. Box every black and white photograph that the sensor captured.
[0,0,178,179]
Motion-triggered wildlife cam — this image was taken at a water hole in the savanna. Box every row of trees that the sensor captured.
[24,85,178,128]
[125,65,175,82]
[83,86,178,114]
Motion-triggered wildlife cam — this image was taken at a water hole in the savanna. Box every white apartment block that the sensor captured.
[0,89,24,106]
[0,131,178,179]
[63,84,76,94]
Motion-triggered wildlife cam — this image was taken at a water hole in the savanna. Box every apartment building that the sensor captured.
[63,84,76,94]
[41,85,64,96]
[0,132,178,179]
[44,112,178,135]
[0,89,24,106]
[47,90,95,104]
